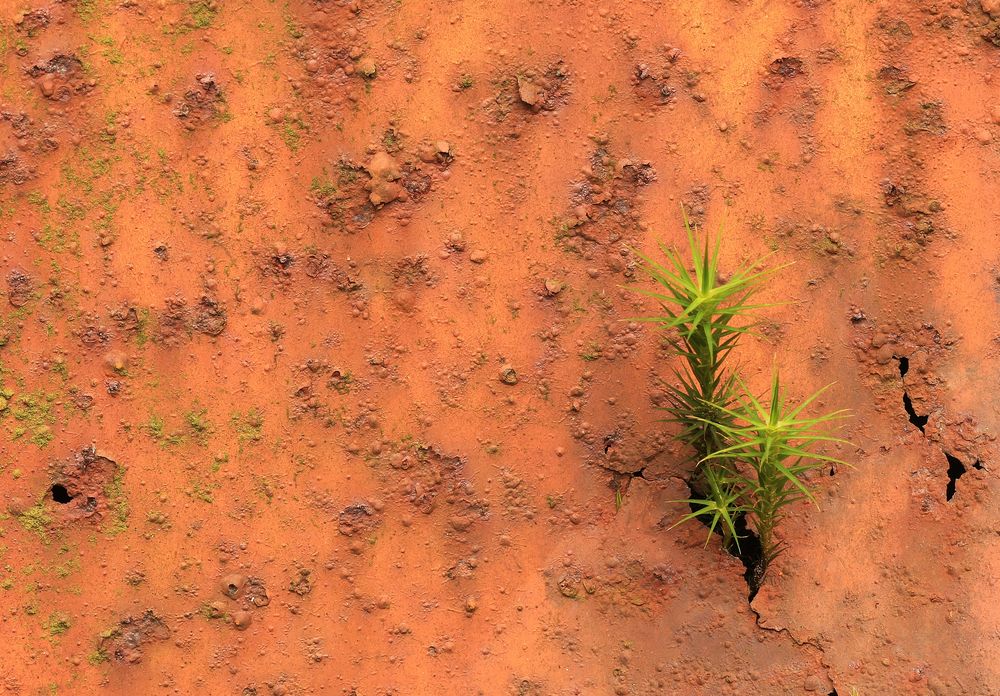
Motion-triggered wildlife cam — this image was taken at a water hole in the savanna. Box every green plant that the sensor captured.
[633,214,780,463]
[669,460,747,549]
[637,214,849,589]
[689,372,848,584]
[283,4,303,39]
[633,215,780,537]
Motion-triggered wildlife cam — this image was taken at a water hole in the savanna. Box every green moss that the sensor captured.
[61,149,115,195]
[76,0,99,22]
[134,308,151,347]
[103,465,128,536]
[231,408,264,444]
[255,476,274,503]
[329,371,353,394]
[26,191,51,213]
[51,360,69,381]
[337,163,359,185]
[43,611,71,637]
[146,414,164,439]
[36,224,77,255]
[145,413,184,447]
[11,391,57,448]
[95,36,124,65]
[18,499,52,543]
[310,173,337,199]
[283,4,303,39]
[578,342,603,361]
[185,0,218,30]
[54,197,84,222]
[275,118,307,152]
[210,452,228,472]
[52,558,80,579]
[381,128,401,152]
[87,647,109,665]
[187,479,219,503]
[198,602,226,620]
[184,406,213,445]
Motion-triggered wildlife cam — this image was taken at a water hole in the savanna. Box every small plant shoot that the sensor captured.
[636,213,850,592]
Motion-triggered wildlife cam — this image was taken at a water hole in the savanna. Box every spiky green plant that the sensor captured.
[633,215,784,533]
[635,215,850,590]
[633,215,782,463]
[668,457,747,549]
[695,372,849,584]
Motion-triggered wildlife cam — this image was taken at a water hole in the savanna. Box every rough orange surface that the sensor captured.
[2,0,999,694]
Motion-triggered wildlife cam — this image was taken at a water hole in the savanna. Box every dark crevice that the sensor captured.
[606,466,649,503]
[945,452,983,501]
[896,358,988,501]
[945,454,964,500]
[51,483,73,504]
[603,432,620,455]
[902,393,928,432]
[828,690,839,696]
[730,515,764,602]
[747,593,827,652]
[897,356,928,433]
[629,466,648,480]
[607,465,648,481]
[684,477,764,603]
[602,434,653,484]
